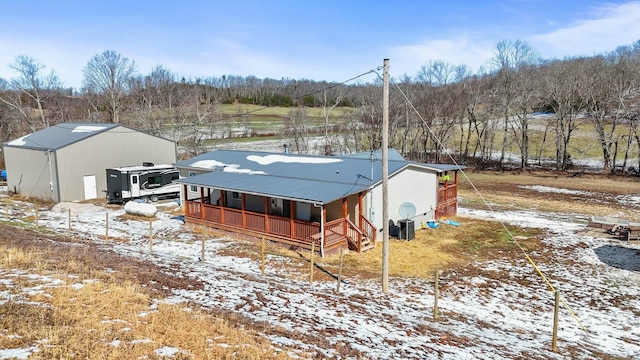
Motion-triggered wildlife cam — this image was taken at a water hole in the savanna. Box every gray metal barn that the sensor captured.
[2,123,176,202]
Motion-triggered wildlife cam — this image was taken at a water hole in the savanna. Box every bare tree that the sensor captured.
[321,85,347,155]
[416,60,457,86]
[585,46,640,173]
[490,40,541,168]
[542,59,587,170]
[0,55,62,132]
[129,65,178,135]
[285,106,310,153]
[82,50,136,123]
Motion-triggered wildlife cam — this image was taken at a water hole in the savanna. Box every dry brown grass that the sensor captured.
[232,216,543,283]
[319,217,543,280]
[0,244,293,359]
[459,170,640,221]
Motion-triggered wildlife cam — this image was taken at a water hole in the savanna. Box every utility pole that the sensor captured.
[382,58,390,294]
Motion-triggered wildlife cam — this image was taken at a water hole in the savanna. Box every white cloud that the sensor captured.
[390,35,495,78]
[529,1,640,58]
[0,35,95,89]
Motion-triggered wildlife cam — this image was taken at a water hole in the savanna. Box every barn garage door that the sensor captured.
[83,174,97,200]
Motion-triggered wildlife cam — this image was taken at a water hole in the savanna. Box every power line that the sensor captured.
[386,69,588,332]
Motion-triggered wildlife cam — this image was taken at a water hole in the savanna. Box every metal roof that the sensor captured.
[3,123,121,151]
[175,149,466,204]
[176,171,372,204]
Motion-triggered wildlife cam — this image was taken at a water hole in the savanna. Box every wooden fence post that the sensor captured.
[309,242,315,285]
[336,248,344,293]
[261,237,265,276]
[35,204,39,231]
[201,238,205,261]
[433,270,439,320]
[5,202,8,222]
[105,212,109,241]
[149,219,153,253]
[68,209,71,239]
[552,290,560,352]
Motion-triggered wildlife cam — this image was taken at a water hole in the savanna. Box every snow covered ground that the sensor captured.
[1,186,639,359]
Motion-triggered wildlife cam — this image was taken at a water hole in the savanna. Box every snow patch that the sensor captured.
[189,160,266,174]
[247,154,342,165]
[0,346,38,359]
[155,346,182,357]
[124,201,157,217]
[520,185,591,196]
[71,125,106,133]
[190,160,227,169]
[7,135,28,146]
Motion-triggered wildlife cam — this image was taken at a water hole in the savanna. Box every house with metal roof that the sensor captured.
[2,123,176,202]
[175,149,463,255]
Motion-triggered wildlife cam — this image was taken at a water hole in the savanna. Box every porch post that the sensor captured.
[241,193,246,227]
[358,192,364,229]
[342,197,348,235]
[220,191,225,224]
[443,172,448,213]
[290,200,296,239]
[264,197,270,234]
[321,206,327,257]
[183,185,189,216]
[199,187,205,220]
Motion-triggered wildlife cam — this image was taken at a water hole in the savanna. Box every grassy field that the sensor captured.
[218,104,354,118]
[0,237,292,359]
[457,170,640,221]
[0,169,637,358]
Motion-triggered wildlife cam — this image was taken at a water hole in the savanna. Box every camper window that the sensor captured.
[149,176,162,185]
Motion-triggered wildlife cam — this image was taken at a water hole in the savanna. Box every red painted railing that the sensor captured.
[185,200,377,252]
[186,200,320,242]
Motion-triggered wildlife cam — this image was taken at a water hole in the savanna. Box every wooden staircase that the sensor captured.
[345,218,376,252]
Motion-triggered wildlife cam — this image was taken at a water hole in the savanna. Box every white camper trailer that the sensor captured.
[106,163,179,204]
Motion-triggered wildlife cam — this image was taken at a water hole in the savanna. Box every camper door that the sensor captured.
[130,174,140,198]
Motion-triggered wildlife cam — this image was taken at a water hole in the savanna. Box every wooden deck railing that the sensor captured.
[437,183,458,218]
[184,199,377,253]
[185,200,320,244]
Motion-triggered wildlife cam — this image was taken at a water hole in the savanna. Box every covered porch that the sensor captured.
[181,185,376,255]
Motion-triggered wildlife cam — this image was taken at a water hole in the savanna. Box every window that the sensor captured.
[189,171,197,192]
[149,176,162,185]
[232,192,240,199]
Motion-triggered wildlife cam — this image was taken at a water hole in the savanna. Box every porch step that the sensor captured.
[360,238,375,252]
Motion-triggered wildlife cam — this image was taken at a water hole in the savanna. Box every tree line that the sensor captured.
[1,40,639,174]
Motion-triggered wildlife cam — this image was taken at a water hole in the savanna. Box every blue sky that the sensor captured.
[1,0,639,89]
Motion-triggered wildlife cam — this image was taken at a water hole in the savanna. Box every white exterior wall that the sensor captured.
[55,129,176,202]
[325,193,360,222]
[3,146,59,201]
[368,166,438,232]
[179,168,212,202]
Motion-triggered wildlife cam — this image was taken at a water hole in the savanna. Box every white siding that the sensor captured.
[3,146,59,201]
[368,166,438,232]
[55,128,176,202]
[325,193,360,222]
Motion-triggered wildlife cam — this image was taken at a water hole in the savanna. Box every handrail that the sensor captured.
[360,215,377,244]
[345,218,369,252]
